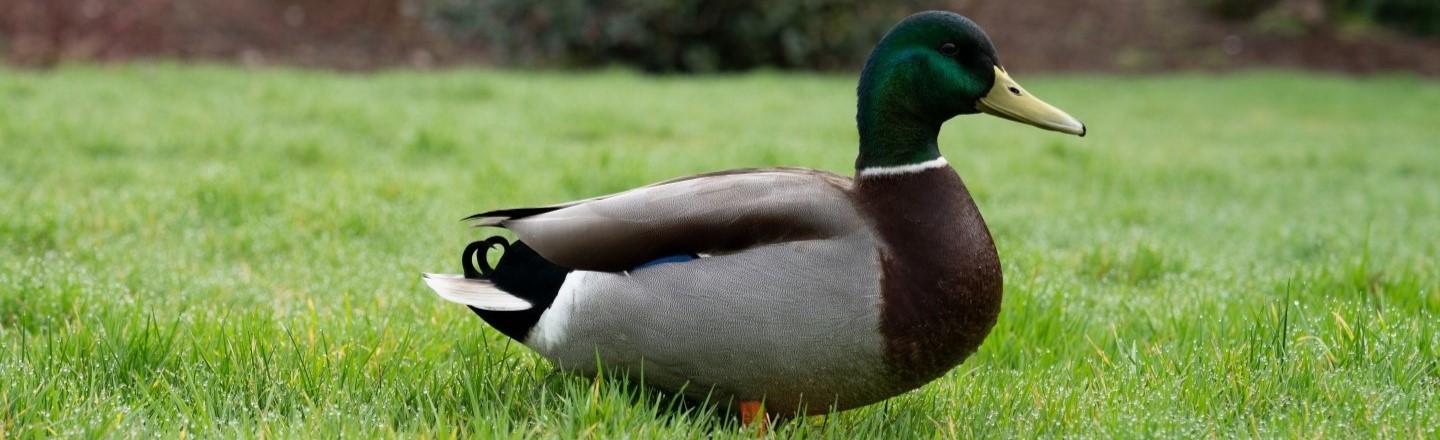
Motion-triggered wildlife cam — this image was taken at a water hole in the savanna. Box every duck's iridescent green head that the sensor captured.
[856,11,1084,170]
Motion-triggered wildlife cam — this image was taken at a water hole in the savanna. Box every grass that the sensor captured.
[1,64,1437,438]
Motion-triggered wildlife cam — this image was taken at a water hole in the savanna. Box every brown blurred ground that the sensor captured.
[965,0,1440,75]
[2,0,1438,74]
[0,0,438,69]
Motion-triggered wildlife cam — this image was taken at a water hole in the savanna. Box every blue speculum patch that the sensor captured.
[632,254,697,270]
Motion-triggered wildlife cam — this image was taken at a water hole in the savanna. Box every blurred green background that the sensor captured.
[2,1,1438,438]
[3,0,1438,73]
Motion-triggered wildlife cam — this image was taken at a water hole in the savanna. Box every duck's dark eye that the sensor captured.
[938,43,958,56]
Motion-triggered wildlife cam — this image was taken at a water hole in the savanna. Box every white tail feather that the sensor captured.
[467,216,506,227]
[422,273,532,311]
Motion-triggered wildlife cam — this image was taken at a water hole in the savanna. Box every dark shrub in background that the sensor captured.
[428,0,925,72]
[1197,0,1440,36]
[1338,0,1440,36]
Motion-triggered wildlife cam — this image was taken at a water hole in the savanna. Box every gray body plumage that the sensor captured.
[477,169,897,414]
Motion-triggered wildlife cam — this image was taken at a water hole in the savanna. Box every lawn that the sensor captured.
[1,64,1437,438]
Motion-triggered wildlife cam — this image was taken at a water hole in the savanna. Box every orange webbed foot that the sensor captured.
[739,400,771,435]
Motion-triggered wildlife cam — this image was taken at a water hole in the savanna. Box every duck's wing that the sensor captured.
[470,168,863,272]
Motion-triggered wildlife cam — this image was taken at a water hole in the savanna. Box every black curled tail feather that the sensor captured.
[462,236,509,279]
[460,236,572,342]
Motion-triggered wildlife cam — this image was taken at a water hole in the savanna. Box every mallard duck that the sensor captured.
[424,10,1084,422]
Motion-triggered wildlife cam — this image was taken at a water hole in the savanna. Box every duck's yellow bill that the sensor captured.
[976,66,1086,137]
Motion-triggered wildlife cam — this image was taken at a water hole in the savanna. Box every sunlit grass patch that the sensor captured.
[1,65,1437,438]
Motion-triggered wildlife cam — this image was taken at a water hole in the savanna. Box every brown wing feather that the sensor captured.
[477,168,862,272]
[465,167,844,225]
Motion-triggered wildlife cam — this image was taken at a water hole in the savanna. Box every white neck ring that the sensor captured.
[857,156,949,177]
